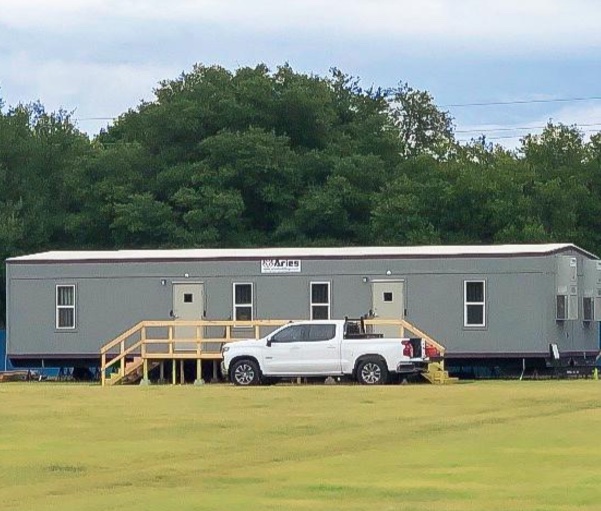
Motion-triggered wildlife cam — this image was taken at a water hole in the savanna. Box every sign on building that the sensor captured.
[260,259,301,274]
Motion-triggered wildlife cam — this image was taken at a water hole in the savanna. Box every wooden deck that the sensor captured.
[100,318,447,386]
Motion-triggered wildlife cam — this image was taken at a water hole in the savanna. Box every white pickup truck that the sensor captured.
[221,319,430,385]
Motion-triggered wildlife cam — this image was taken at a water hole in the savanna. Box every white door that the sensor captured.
[263,324,341,375]
[172,283,204,351]
[371,281,405,337]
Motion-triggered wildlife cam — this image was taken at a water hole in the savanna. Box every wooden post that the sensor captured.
[180,360,184,385]
[120,340,125,376]
[143,359,148,382]
[212,360,218,382]
[194,358,203,386]
[254,325,260,339]
[169,326,174,355]
[172,359,176,385]
[159,361,164,383]
[101,353,106,387]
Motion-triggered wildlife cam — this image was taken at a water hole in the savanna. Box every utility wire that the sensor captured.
[76,96,601,123]
[457,128,601,142]
[442,96,601,108]
[455,122,601,134]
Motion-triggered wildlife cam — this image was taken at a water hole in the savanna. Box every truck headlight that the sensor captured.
[221,345,230,353]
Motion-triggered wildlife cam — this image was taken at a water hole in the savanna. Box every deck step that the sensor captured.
[105,359,159,386]
[421,362,459,385]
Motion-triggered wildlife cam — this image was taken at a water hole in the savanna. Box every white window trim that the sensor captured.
[310,281,331,320]
[464,280,486,328]
[233,282,254,321]
[56,284,76,330]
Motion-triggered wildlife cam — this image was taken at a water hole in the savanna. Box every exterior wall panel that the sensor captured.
[6,247,600,362]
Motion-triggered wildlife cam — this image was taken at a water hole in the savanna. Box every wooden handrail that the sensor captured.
[104,339,144,371]
[363,318,447,355]
[100,320,146,354]
[140,319,294,327]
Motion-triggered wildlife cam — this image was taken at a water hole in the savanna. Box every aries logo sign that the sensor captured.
[261,259,302,274]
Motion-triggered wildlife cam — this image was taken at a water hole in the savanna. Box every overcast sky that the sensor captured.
[1,0,600,147]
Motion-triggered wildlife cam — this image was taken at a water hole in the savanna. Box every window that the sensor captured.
[383,292,393,302]
[271,324,336,343]
[556,295,567,320]
[307,324,336,341]
[233,283,253,321]
[56,285,76,329]
[183,293,193,303]
[311,282,330,320]
[464,280,485,327]
[272,325,306,343]
[583,297,593,322]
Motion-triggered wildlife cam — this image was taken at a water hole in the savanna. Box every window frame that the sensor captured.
[582,296,594,322]
[232,282,254,322]
[310,281,331,320]
[463,280,486,328]
[56,284,76,330]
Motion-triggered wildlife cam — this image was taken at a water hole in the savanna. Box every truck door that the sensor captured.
[371,280,404,337]
[263,323,341,375]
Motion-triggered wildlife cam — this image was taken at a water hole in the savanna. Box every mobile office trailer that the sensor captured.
[5,244,600,375]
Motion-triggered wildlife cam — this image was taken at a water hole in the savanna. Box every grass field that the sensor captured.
[0,381,599,511]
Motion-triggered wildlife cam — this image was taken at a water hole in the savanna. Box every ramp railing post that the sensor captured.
[120,340,125,376]
[101,353,106,387]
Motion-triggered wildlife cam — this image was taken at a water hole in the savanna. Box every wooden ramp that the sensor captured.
[100,319,293,386]
[100,318,454,386]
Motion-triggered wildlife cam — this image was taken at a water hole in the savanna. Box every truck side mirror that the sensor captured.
[266,338,272,347]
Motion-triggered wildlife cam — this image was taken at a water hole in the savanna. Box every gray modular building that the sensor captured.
[5,244,601,374]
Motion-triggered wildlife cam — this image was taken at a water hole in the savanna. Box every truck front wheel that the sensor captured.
[357,357,388,385]
[230,359,261,386]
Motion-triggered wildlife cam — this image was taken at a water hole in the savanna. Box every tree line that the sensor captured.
[1,63,601,325]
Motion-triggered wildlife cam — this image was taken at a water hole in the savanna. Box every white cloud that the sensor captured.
[2,0,600,138]
[1,0,600,54]
[0,53,177,131]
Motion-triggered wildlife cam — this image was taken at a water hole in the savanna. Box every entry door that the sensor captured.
[172,283,204,351]
[371,281,404,337]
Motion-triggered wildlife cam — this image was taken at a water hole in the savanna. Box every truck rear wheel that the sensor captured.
[357,357,388,385]
[230,359,261,386]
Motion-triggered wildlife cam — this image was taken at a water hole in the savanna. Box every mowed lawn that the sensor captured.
[0,381,600,511]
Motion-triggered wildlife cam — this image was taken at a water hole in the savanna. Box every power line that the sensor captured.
[457,128,601,142]
[72,114,601,141]
[77,117,115,121]
[455,122,601,134]
[442,96,601,108]
[73,95,601,121]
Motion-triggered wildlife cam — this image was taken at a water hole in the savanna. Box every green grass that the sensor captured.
[0,381,600,510]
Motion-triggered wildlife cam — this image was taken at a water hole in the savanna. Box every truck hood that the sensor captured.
[224,339,265,350]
